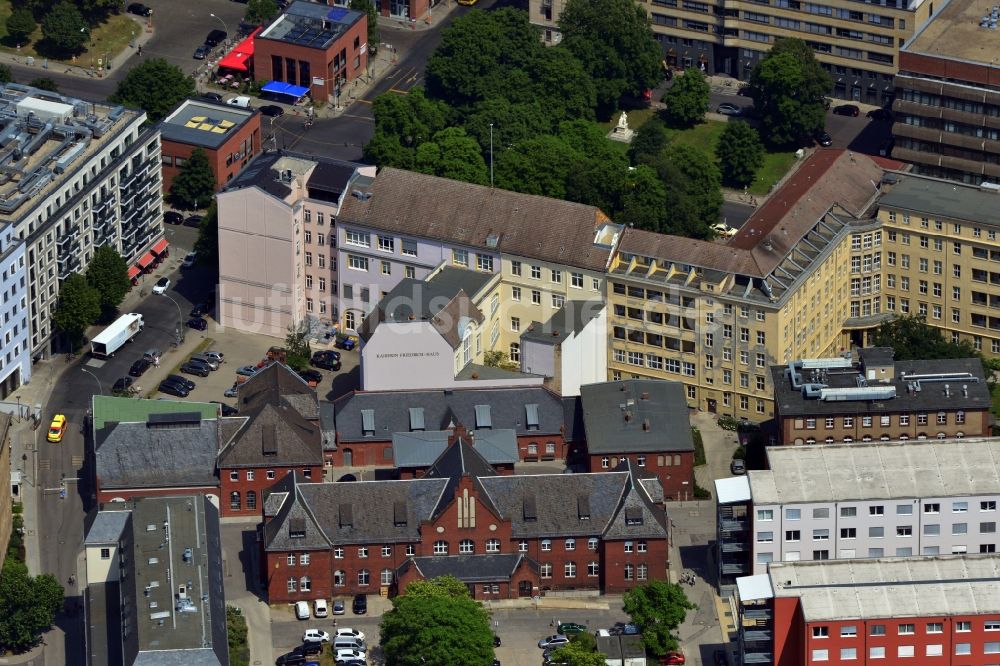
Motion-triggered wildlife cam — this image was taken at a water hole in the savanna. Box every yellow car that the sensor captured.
[47,414,67,443]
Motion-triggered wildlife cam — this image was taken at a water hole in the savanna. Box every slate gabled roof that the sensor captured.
[602,460,670,540]
[422,435,499,518]
[263,473,330,551]
[392,430,519,468]
[96,418,220,490]
[404,554,532,583]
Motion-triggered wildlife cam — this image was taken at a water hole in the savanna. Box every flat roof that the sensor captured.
[737,574,773,602]
[716,475,751,505]
[906,0,1000,64]
[259,1,362,49]
[878,171,1000,227]
[160,99,257,150]
[770,555,1000,622]
[92,395,219,431]
[751,439,1000,505]
[84,508,130,545]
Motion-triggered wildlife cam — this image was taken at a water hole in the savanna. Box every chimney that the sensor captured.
[944,384,950,397]
[642,419,651,432]
[640,392,650,400]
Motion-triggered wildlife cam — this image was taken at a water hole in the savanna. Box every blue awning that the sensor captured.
[261,81,310,98]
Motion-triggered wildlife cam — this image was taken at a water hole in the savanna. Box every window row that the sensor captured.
[758,500,997,522]
[539,561,602,579]
[798,411,966,430]
[758,521,996,542]
[813,620,1000,638]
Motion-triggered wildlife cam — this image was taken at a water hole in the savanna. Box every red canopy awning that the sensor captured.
[128,266,141,280]
[218,26,261,72]
[137,252,156,269]
[152,238,169,255]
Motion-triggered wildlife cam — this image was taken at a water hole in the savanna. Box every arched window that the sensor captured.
[345,311,356,330]
[624,564,634,580]
[229,491,241,510]
[459,539,475,554]
[509,342,520,363]
[333,570,345,587]
[246,490,257,510]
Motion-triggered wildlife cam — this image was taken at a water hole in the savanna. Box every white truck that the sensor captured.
[90,313,144,358]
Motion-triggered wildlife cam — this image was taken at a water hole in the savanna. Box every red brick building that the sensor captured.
[738,555,1000,666]
[324,386,569,468]
[255,1,368,104]
[262,433,668,603]
[159,99,261,193]
[218,363,323,518]
[577,380,696,501]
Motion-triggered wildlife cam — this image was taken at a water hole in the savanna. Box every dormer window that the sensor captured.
[525,404,539,431]
[625,507,643,526]
[289,518,306,539]
[361,409,375,436]
[409,407,425,432]
[577,495,591,521]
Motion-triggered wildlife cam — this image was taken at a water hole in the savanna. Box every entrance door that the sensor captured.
[518,580,532,597]
[343,448,353,466]
[389,0,408,18]
[707,399,717,413]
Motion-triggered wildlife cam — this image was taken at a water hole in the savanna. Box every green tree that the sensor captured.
[40,1,88,55]
[380,576,494,666]
[622,580,696,655]
[52,273,100,349]
[870,314,980,361]
[226,606,250,666]
[465,98,553,158]
[85,245,130,318]
[550,637,606,666]
[350,0,380,53]
[483,350,518,370]
[748,38,832,147]
[245,0,279,25]
[6,8,37,45]
[494,134,579,198]
[28,77,58,92]
[414,127,489,185]
[109,58,196,122]
[628,116,669,165]
[664,68,709,128]
[170,148,216,210]
[0,559,64,652]
[558,0,662,117]
[716,121,765,188]
[284,320,311,371]
[618,164,668,233]
[194,203,219,268]
[364,88,450,168]
[0,65,12,85]
[655,144,722,235]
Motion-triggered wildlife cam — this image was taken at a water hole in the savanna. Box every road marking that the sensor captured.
[355,99,374,105]
[387,88,410,95]
[85,359,106,368]
[72,455,83,467]
[338,113,375,122]
[38,459,50,470]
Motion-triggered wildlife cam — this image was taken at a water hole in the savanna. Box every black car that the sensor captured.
[180,362,210,377]
[127,2,152,16]
[112,376,134,395]
[187,317,208,331]
[193,45,211,60]
[310,351,341,371]
[158,381,189,398]
[166,374,196,390]
[211,401,238,416]
[190,302,210,318]
[260,104,285,118]
[832,104,860,117]
[184,215,203,228]
[494,635,502,647]
[201,92,223,103]
[129,358,151,377]
[815,130,833,147]
[296,643,323,657]
[352,594,367,615]
[297,369,322,384]
[867,108,892,121]
[274,652,306,666]
[164,211,183,225]
[205,29,227,47]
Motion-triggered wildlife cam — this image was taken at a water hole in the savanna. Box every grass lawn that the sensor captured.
[0,2,137,68]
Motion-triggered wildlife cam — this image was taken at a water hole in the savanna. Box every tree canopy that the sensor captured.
[663,68,709,128]
[52,272,100,349]
[0,65,12,85]
[41,1,88,55]
[194,202,219,268]
[350,0,380,54]
[28,77,58,92]
[550,633,606,666]
[245,0,279,25]
[716,121,765,188]
[870,315,981,361]
[653,144,722,238]
[622,580,696,655]
[109,58,196,122]
[414,127,489,185]
[363,88,450,169]
[0,559,64,652]
[558,0,662,118]
[284,320,312,371]
[748,38,831,147]
[6,8,37,45]
[380,576,495,666]
[85,245,130,317]
[171,148,216,210]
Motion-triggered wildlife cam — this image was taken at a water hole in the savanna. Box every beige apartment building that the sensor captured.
[606,149,893,420]
[530,0,935,105]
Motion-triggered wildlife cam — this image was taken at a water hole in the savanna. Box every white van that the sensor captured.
[226,96,252,108]
[294,600,309,620]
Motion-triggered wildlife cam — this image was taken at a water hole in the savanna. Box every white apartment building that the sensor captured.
[747,440,1000,575]
[0,83,163,357]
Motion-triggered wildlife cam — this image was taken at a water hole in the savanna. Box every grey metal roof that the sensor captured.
[358,275,485,347]
[159,99,257,150]
[751,439,1000,505]
[579,380,694,454]
[95,419,220,490]
[426,266,496,300]
[330,386,566,443]
[422,437,500,518]
[407,554,528,583]
[771,355,990,417]
[454,363,542,381]
[878,172,1000,228]
[770,554,1000,622]
[392,429,519,467]
[520,300,605,345]
[84,509,130,545]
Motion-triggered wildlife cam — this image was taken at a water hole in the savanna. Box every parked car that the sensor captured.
[202,350,225,364]
[201,92,223,102]
[181,362,210,377]
[187,317,208,331]
[152,277,170,295]
[298,369,322,384]
[236,365,259,376]
[182,252,198,268]
[189,354,218,370]
[494,635,502,647]
[539,635,571,649]
[310,350,341,371]
[112,376,135,395]
[205,29,227,46]
[716,102,743,116]
[226,96,253,109]
[47,414,67,443]
[294,601,310,620]
[295,643,323,656]
[660,652,686,665]
[335,336,356,351]
[332,599,346,615]
[335,628,365,641]
[224,384,239,398]
[166,374,196,390]
[731,458,746,475]
[164,211,183,225]
[127,2,152,16]
[314,599,329,618]
[867,108,892,121]
[352,594,367,615]
[193,45,210,60]
[557,623,587,635]
[833,104,860,116]
[158,381,189,398]
[710,223,737,238]
[260,104,284,117]
[129,358,151,377]
[189,302,209,317]
[275,651,307,666]
[302,629,330,643]
[333,649,366,662]
[210,401,238,416]
[815,130,833,147]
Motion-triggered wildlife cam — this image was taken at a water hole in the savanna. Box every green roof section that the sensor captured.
[92,396,218,430]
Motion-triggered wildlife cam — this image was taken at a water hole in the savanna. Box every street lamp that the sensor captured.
[81,368,102,396]
[158,292,186,345]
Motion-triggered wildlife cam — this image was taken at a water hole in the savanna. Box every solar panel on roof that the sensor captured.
[327,7,349,20]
